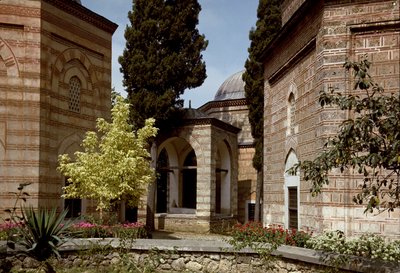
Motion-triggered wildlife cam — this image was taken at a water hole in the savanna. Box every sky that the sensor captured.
[83,0,259,108]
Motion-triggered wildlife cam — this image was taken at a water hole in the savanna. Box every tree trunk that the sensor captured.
[146,142,157,232]
[254,169,263,222]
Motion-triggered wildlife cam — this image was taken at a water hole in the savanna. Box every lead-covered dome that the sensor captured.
[214,70,245,101]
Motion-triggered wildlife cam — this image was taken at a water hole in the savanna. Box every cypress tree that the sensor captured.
[119,0,207,130]
[119,0,207,230]
[243,0,281,222]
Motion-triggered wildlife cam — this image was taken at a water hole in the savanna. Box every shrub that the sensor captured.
[306,230,400,264]
[229,222,312,248]
[68,221,147,239]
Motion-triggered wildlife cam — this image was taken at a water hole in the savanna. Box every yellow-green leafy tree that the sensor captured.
[58,96,158,219]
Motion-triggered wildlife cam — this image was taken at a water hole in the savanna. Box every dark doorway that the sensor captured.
[156,148,169,213]
[64,178,81,218]
[65,198,81,218]
[182,150,197,209]
[125,207,138,222]
[156,171,168,213]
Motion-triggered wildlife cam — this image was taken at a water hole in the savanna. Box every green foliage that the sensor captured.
[58,96,158,213]
[227,222,312,269]
[119,0,207,129]
[68,221,147,239]
[3,184,74,273]
[306,230,400,270]
[15,207,74,262]
[290,59,400,212]
[243,0,281,170]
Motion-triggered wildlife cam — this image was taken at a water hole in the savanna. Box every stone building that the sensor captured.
[0,0,117,219]
[142,71,257,232]
[262,0,400,239]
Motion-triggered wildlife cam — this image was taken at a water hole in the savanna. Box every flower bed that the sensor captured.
[0,221,147,240]
[229,222,312,248]
[68,221,147,239]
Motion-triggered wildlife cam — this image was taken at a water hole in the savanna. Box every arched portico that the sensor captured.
[156,137,198,214]
[148,118,239,233]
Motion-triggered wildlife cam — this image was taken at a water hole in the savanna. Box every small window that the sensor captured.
[69,76,81,113]
[288,187,298,229]
[247,202,255,222]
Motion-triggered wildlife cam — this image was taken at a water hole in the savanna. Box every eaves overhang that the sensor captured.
[43,0,118,34]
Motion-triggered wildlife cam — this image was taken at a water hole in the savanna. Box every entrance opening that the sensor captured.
[64,178,81,218]
[156,148,169,213]
[182,150,197,209]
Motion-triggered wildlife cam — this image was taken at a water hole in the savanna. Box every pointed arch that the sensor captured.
[51,48,96,93]
[284,149,300,229]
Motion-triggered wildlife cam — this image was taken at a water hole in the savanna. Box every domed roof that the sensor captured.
[214,70,245,101]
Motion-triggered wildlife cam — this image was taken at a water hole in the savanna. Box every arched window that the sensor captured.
[284,150,300,229]
[287,93,295,135]
[69,76,81,113]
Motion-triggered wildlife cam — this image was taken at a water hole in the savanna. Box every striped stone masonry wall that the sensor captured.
[0,0,116,220]
[0,1,43,215]
[263,0,400,239]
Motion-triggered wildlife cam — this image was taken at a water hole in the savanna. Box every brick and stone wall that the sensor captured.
[263,0,400,239]
[201,100,257,223]
[0,0,117,220]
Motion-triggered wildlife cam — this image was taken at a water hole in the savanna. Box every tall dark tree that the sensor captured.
[119,0,207,130]
[119,0,207,230]
[243,0,281,222]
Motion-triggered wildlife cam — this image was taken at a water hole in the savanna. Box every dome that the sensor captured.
[214,70,245,101]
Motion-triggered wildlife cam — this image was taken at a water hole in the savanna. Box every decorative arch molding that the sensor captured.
[51,48,96,92]
[284,149,299,175]
[57,132,83,156]
[288,82,298,98]
[285,136,298,155]
[0,38,21,81]
[63,64,90,91]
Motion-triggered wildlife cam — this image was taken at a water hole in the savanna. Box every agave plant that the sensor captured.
[12,207,74,272]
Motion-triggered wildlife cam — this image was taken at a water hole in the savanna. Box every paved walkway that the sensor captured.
[151,230,229,241]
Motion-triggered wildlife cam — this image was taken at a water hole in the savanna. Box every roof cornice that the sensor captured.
[182,118,241,134]
[198,98,248,112]
[43,0,118,34]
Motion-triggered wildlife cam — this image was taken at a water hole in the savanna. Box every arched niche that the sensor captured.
[57,133,86,218]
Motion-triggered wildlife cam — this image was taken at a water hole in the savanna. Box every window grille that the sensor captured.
[288,186,298,229]
[69,76,81,112]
